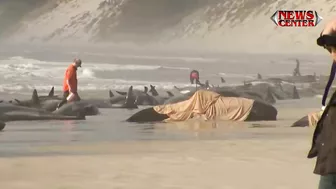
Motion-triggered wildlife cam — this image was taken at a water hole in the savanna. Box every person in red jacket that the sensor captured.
[57,58,82,109]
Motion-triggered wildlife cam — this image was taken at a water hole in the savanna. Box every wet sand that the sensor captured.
[0,137,318,189]
[0,96,321,189]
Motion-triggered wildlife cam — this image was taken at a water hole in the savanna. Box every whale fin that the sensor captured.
[291,115,308,127]
[220,77,225,83]
[109,90,114,98]
[48,86,54,97]
[116,91,127,96]
[166,91,174,97]
[149,85,159,96]
[127,86,133,96]
[144,86,148,93]
[0,100,3,103]
[32,89,40,105]
[257,73,262,79]
[14,99,21,104]
[293,86,300,99]
[0,121,5,131]
[265,87,276,104]
[125,86,136,105]
[205,80,210,89]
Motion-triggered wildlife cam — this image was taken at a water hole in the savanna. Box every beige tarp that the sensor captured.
[153,90,254,122]
[308,111,323,127]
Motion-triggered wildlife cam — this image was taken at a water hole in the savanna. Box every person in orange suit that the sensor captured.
[57,58,82,109]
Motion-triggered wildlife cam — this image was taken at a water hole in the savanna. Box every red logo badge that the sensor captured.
[270,10,323,27]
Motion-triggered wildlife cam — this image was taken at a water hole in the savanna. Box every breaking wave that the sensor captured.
[0,56,193,93]
[0,56,190,79]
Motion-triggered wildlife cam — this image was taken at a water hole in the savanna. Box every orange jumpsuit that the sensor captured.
[63,64,77,93]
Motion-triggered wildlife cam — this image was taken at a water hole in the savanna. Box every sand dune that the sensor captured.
[0,0,334,53]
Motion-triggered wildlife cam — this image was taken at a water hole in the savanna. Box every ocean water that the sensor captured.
[0,48,328,157]
[0,49,332,94]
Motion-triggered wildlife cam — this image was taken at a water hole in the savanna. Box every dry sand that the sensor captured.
[0,136,319,189]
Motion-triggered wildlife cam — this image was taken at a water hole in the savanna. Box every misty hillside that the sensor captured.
[0,0,335,53]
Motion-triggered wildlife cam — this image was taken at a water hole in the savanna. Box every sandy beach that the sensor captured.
[0,92,322,189]
[0,0,332,187]
[0,136,319,189]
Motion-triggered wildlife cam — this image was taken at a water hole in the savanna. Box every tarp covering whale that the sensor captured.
[292,110,323,127]
[153,90,254,122]
[127,90,277,123]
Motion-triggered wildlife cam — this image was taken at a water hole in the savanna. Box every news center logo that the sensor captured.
[270,10,323,27]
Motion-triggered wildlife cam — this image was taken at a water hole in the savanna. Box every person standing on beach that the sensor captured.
[292,59,301,77]
[309,18,336,189]
[57,58,82,109]
[318,18,336,111]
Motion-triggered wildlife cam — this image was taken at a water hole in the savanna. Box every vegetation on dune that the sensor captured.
[0,0,332,49]
[0,1,48,34]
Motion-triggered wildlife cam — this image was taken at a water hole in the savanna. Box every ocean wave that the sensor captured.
[219,73,256,79]
[5,56,50,65]
[0,56,193,93]
[158,66,190,71]
[0,56,190,80]
[80,51,218,63]
[219,72,307,78]
[265,73,293,77]
[0,56,307,94]
[112,54,219,63]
